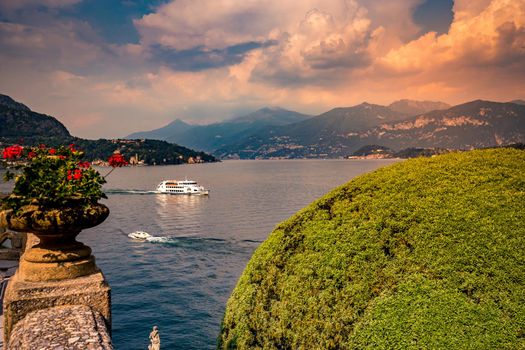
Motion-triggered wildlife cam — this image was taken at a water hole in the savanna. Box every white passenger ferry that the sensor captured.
[156,180,209,195]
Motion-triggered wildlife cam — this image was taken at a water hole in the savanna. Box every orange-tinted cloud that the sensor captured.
[380,0,525,72]
[0,0,523,138]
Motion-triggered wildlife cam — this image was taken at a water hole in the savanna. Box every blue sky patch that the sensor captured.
[61,0,169,44]
[150,41,277,71]
[413,0,454,35]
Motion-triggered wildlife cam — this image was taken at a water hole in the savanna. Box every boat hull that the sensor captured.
[157,190,209,195]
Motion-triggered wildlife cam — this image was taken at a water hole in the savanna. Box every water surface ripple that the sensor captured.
[9,159,399,349]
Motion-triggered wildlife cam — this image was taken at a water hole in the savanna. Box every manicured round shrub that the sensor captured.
[219,149,525,349]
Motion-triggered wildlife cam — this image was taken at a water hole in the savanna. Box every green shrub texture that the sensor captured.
[219,149,525,349]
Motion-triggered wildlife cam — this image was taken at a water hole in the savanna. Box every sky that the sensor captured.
[0,0,524,138]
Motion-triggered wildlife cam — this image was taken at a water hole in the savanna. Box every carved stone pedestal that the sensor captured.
[3,269,111,345]
[1,204,109,283]
[0,204,111,346]
[19,238,98,282]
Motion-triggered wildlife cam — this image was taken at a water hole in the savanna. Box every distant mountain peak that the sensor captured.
[167,118,192,126]
[510,99,525,106]
[356,101,378,107]
[388,99,451,116]
[259,106,285,112]
[126,106,311,151]
[229,107,311,125]
[126,117,194,140]
[329,102,386,113]
[452,99,499,109]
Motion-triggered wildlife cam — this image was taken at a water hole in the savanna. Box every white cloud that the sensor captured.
[1,0,524,139]
[136,0,378,48]
[251,2,374,85]
[135,0,424,85]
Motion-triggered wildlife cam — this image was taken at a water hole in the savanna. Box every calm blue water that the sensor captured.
[3,159,399,349]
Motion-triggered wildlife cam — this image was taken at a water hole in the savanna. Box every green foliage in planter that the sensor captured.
[219,148,525,349]
[2,145,106,211]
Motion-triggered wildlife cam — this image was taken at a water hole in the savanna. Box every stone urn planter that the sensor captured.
[1,145,119,344]
[0,203,109,282]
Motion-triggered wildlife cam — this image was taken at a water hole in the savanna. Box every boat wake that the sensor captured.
[144,236,175,243]
[127,231,262,247]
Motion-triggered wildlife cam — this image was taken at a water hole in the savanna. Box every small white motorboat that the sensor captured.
[128,231,152,240]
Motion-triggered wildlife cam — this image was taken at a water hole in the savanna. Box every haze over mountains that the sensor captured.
[127,98,525,158]
[387,100,451,116]
[127,100,449,148]
[3,92,524,160]
[127,107,311,152]
[127,100,449,153]
[218,100,524,159]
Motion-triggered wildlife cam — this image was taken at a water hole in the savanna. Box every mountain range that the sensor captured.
[127,107,311,151]
[128,98,524,158]
[364,100,525,150]
[3,93,524,160]
[219,100,525,158]
[126,100,450,154]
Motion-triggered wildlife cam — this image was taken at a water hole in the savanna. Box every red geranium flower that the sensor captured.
[2,144,107,212]
[73,169,82,180]
[69,143,79,153]
[108,153,128,167]
[2,145,23,159]
[67,169,83,181]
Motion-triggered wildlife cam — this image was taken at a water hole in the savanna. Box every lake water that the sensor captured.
[2,159,399,349]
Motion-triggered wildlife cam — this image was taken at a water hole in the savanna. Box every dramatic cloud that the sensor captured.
[380,0,525,72]
[250,3,374,85]
[0,20,112,73]
[135,0,415,81]
[136,0,348,50]
[0,0,523,138]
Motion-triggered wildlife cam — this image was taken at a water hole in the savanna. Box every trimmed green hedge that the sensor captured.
[219,149,525,349]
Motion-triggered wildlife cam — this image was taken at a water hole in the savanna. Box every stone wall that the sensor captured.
[3,271,111,344]
[8,305,112,349]
[2,232,113,349]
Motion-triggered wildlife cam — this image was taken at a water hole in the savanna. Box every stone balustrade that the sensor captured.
[2,231,113,349]
[8,305,112,349]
